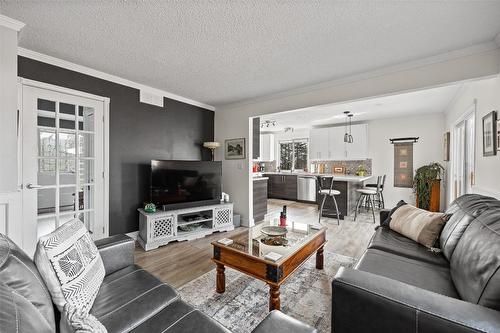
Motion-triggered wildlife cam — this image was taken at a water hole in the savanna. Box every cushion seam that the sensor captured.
[476,263,500,306]
[367,250,449,271]
[97,283,166,320]
[103,268,145,286]
[11,290,19,333]
[126,295,180,331]
[0,235,11,267]
[334,279,486,332]
[161,309,196,333]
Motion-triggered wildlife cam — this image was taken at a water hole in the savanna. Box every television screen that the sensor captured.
[151,160,222,208]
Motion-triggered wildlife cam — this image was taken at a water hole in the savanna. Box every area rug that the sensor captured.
[178,251,356,333]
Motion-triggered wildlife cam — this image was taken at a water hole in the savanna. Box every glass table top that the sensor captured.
[216,219,326,264]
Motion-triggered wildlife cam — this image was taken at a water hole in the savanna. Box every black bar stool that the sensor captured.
[354,176,382,223]
[317,176,341,225]
[365,174,386,209]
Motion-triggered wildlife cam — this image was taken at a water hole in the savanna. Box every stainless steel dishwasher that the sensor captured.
[297,175,317,202]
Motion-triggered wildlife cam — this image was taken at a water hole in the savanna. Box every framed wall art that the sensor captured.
[482,111,497,156]
[225,138,246,160]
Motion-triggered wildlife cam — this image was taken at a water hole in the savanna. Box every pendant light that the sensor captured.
[343,111,350,143]
[348,114,354,143]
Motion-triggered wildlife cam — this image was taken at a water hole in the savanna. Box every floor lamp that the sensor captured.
[203,142,220,161]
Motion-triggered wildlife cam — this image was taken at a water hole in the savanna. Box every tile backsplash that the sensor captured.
[311,159,372,175]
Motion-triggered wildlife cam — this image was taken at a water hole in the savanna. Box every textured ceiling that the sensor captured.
[2,1,500,107]
[260,83,464,132]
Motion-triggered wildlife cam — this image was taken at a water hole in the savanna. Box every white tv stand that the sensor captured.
[137,202,234,251]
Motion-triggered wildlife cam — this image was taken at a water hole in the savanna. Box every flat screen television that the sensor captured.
[151,160,222,210]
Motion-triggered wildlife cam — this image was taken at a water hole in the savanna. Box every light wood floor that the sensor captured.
[135,199,377,288]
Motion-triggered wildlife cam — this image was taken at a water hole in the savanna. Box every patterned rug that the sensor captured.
[178,251,357,333]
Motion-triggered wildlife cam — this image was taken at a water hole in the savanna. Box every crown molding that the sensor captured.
[0,14,25,31]
[220,40,500,110]
[17,47,215,111]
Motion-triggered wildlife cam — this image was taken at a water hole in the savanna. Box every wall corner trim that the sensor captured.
[0,14,25,31]
[17,47,216,111]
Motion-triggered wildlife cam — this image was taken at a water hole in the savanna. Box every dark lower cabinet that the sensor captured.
[253,178,268,222]
[266,174,297,200]
[316,180,362,219]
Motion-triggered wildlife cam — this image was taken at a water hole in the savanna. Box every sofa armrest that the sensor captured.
[379,209,390,225]
[95,234,135,276]
[332,267,500,333]
[252,310,316,333]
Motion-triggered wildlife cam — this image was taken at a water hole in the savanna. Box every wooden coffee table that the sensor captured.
[211,220,327,311]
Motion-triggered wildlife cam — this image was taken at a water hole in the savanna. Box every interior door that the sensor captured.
[452,111,475,200]
[21,84,106,254]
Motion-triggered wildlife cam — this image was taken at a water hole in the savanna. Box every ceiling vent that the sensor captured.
[140,90,164,107]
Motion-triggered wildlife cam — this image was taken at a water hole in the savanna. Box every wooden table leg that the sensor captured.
[316,246,324,269]
[269,284,280,311]
[216,263,225,293]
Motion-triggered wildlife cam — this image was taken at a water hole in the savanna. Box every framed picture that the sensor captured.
[482,111,497,156]
[225,138,246,160]
[443,132,450,161]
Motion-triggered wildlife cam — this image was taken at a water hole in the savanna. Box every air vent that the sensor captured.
[140,90,164,107]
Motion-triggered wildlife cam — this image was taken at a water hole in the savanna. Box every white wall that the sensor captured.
[444,76,500,201]
[215,48,500,223]
[367,113,445,209]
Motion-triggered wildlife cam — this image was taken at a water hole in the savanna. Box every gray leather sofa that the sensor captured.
[0,232,316,333]
[332,194,500,333]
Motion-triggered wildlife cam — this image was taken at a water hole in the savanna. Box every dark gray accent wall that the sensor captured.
[18,56,214,235]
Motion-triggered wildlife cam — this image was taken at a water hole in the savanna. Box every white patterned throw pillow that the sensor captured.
[34,218,105,314]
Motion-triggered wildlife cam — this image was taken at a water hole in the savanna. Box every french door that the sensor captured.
[452,110,475,200]
[21,81,108,254]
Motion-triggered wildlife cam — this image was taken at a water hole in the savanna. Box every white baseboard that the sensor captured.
[126,231,139,240]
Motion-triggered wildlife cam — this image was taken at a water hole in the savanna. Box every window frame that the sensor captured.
[278,138,309,171]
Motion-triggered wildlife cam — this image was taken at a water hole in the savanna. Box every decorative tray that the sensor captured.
[261,226,287,237]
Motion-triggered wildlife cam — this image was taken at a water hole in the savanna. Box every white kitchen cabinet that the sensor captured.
[309,124,368,160]
[259,133,275,161]
[309,127,329,160]
[328,126,347,159]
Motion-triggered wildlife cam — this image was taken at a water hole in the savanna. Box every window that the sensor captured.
[279,139,308,171]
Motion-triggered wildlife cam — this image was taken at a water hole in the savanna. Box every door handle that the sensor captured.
[26,183,42,189]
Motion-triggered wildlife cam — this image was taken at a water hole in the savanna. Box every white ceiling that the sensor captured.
[260,83,463,132]
[2,1,500,107]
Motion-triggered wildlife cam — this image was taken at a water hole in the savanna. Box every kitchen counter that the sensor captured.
[253,177,269,181]
[262,172,371,183]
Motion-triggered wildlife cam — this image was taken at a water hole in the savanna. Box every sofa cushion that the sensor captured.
[91,265,180,332]
[0,233,55,331]
[450,209,500,311]
[34,219,105,313]
[440,194,499,260]
[356,249,458,298]
[389,204,446,248]
[0,282,54,333]
[129,299,230,333]
[368,227,448,267]
[380,200,407,227]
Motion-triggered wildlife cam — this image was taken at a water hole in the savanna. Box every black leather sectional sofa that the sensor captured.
[332,194,500,333]
[0,232,316,332]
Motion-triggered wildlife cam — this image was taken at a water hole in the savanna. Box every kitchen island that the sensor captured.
[262,172,372,220]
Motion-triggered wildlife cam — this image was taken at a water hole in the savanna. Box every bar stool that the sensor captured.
[354,176,382,223]
[317,176,341,225]
[365,174,386,209]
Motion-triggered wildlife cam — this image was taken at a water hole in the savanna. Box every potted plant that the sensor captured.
[413,162,444,211]
[357,164,367,177]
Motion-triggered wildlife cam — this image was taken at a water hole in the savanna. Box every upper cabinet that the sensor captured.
[259,133,275,161]
[309,124,368,160]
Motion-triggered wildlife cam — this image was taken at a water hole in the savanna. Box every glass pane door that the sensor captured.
[22,84,105,255]
[36,98,96,237]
